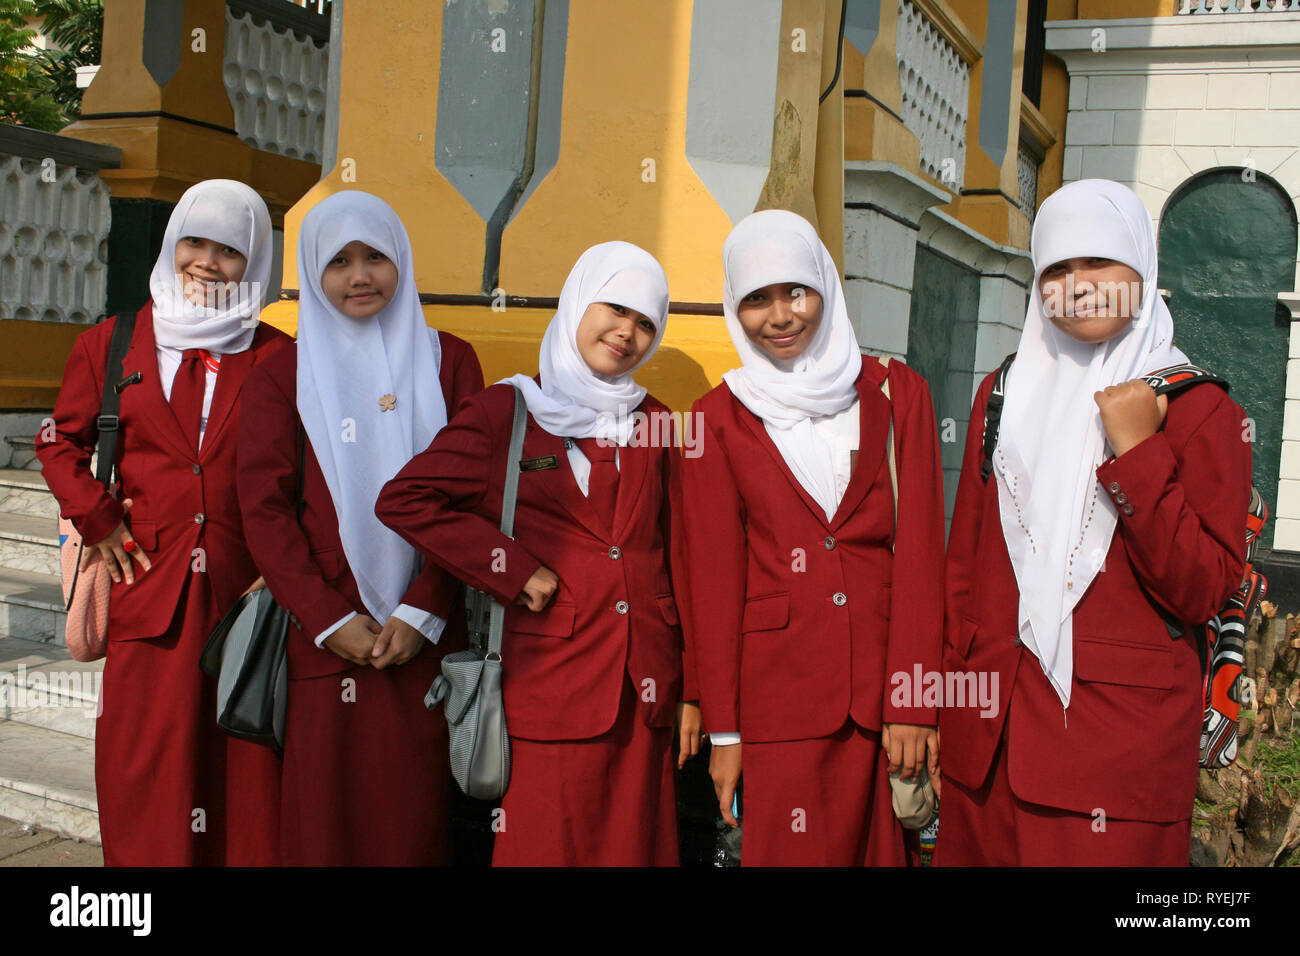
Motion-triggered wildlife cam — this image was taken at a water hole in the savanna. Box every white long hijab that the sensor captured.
[996,179,1187,709]
[295,191,447,625]
[500,241,669,442]
[721,209,863,521]
[149,179,273,354]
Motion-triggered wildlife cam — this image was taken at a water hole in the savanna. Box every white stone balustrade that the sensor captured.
[895,0,971,191]
[1178,0,1300,12]
[223,2,330,163]
[0,127,117,325]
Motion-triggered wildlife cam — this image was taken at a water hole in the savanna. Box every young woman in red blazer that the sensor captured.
[935,179,1251,866]
[376,241,700,866]
[37,179,288,865]
[237,191,483,866]
[677,210,945,866]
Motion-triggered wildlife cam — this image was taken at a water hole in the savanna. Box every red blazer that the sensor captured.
[375,382,688,741]
[235,333,484,680]
[677,358,946,743]
[940,369,1251,822]
[36,303,291,640]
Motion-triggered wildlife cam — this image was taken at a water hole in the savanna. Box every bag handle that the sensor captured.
[485,386,529,659]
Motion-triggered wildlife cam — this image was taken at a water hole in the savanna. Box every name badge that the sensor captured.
[519,455,559,472]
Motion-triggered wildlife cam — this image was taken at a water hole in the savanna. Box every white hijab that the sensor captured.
[149,179,272,354]
[500,241,669,442]
[295,190,447,625]
[996,178,1187,709]
[721,209,863,521]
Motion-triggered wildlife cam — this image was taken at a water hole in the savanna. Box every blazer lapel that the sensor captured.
[516,420,609,540]
[611,436,652,541]
[830,362,891,530]
[119,304,197,461]
[200,338,258,457]
[733,397,833,529]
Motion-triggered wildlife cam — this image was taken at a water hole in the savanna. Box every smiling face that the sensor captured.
[1038,257,1143,344]
[575,301,658,376]
[174,236,248,307]
[735,282,824,360]
[319,240,399,319]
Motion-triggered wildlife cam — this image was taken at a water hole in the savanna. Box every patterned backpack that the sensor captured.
[980,354,1268,768]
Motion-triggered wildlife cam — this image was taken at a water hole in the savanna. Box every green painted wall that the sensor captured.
[907,244,981,526]
[1158,170,1298,550]
[105,198,174,318]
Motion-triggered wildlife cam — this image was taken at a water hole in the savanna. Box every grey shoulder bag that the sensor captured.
[424,385,528,801]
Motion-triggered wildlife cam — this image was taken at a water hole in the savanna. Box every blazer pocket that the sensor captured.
[655,594,680,627]
[1073,635,1173,690]
[310,547,344,580]
[127,521,157,552]
[510,601,577,639]
[742,592,790,633]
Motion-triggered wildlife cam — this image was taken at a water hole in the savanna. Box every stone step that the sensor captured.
[0,634,99,740]
[0,511,59,577]
[0,566,65,646]
[0,721,99,845]
[0,468,57,520]
[5,437,41,472]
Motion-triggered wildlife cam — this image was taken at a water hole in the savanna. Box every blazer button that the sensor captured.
[615,600,629,615]
[1108,481,1121,494]
[832,592,847,607]
[1121,503,1135,516]
[824,536,836,550]
[192,463,201,475]
[1115,492,1128,505]
[194,513,205,525]
[608,546,622,560]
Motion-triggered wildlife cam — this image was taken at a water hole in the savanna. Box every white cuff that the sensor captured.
[393,604,447,644]
[709,732,741,746]
[315,611,357,648]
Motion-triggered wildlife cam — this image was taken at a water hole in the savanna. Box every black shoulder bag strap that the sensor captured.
[65,312,139,610]
[979,352,1017,483]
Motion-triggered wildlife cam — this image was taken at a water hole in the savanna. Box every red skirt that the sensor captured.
[933,733,1191,866]
[741,721,907,866]
[95,577,281,866]
[280,647,452,866]
[491,677,677,866]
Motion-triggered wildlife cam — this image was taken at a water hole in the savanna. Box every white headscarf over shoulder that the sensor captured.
[149,178,273,354]
[295,190,447,625]
[720,209,863,520]
[996,178,1187,709]
[500,241,669,443]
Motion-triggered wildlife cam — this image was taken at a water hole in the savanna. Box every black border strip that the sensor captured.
[277,290,725,315]
[77,111,239,137]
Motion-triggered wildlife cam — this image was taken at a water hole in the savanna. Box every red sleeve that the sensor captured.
[676,403,745,733]
[236,363,357,639]
[943,373,995,650]
[395,336,488,618]
[881,366,945,726]
[34,324,124,545]
[375,391,542,606]
[1094,387,1250,626]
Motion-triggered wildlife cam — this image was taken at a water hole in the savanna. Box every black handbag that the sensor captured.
[199,427,305,751]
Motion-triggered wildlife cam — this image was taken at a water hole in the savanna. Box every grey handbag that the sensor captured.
[424,385,528,801]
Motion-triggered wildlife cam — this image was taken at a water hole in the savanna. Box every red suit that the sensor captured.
[375,382,690,866]
[677,358,945,865]
[935,370,1250,866]
[235,333,483,866]
[36,304,289,866]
